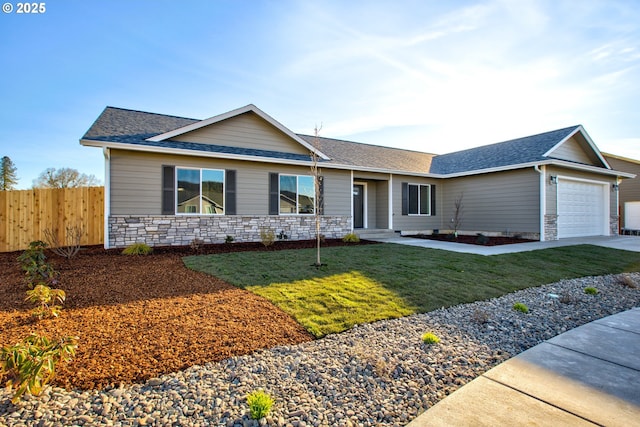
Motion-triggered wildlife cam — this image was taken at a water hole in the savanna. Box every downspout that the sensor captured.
[534,165,545,241]
[103,147,111,249]
[350,170,354,232]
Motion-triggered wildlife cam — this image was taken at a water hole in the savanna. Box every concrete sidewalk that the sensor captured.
[406,307,640,427]
[372,235,640,255]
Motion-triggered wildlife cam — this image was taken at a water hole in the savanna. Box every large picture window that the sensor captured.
[177,168,224,214]
[408,183,431,215]
[279,174,315,214]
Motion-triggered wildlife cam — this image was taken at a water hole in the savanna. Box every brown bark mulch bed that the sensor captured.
[408,233,536,246]
[0,239,370,391]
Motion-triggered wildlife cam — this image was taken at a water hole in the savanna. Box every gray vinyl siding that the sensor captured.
[548,136,600,166]
[545,166,617,218]
[171,111,309,155]
[375,181,389,229]
[392,175,440,231]
[441,169,540,234]
[603,156,640,228]
[109,150,350,216]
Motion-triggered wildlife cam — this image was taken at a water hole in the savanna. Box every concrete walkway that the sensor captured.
[372,235,640,255]
[406,307,640,427]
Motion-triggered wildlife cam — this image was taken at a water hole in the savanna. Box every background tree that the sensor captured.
[0,156,19,190]
[32,167,101,189]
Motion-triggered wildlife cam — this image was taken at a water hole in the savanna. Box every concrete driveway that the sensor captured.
[371,235,640,255]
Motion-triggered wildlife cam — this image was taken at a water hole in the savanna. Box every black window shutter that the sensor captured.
[430,185,436,216]
[269,173,279,215]
[401,182,408,215]
[318,175,324,215]
[161,165,175,215]
[225,170,236,215]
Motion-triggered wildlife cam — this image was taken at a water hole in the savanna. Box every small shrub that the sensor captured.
[225,235,235,244]
[277,230,289,240]
[616,274,637,289]
[0,333,78,403]
[44,225,84,259]
[421,332,440,345]
[513,302,529,313]
[476,233,490,245]
[559,294,575,305]
[342,232,360,243]
[246,389,274,420]
[471,308,490,324]
[584,287,598,295]
[122,242,153,256]
[17,241,57,288]
[190,238,204,253]
[25,284,66,319]
[259,228,275,247]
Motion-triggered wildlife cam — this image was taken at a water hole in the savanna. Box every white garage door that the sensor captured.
[557,179,606,238]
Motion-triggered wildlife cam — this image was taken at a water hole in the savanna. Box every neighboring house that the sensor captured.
[80,104,635,248]
[603,153,640,232]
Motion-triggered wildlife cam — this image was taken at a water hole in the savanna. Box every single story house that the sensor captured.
[80,104,635,248]
[603,153,640,233]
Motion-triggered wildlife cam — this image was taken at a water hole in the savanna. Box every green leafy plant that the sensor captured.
[225,235,235,244]
[246,389,274,419]
[513,302,529,313]
[16,241,57,288]
[342,232,360,243]
[25,284,66,319]
[122,242,153,255]
[421,332,440,345]
[259,228,275,248]
[0,333,78,403]
[584,287,598,295]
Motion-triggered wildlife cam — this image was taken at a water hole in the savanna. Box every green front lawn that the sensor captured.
[184,244,640,337]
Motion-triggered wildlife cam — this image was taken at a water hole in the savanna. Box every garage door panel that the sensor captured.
[557,180,605,238]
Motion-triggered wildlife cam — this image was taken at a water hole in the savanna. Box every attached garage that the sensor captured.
[557,178,607,238]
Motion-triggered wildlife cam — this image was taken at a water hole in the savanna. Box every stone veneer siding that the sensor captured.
[610,215,619,236]
[108,215,352,248]
[544,214,558,241]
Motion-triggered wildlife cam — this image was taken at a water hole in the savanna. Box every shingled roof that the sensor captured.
[429,126,582,174]
[81,106,603,176]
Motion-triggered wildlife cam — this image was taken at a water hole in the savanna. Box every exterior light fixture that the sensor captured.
[549,175,558,184]
[612,183,619,191]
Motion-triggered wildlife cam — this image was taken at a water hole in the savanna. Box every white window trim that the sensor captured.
[279,173,316,216]
[175,167,226,215]
[407,183,432,216]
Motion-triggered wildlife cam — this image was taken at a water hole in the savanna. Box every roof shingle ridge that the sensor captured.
[297,133,437,156]
[105,106,199,122]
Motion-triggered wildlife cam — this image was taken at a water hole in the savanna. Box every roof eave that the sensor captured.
[145,104,331,160]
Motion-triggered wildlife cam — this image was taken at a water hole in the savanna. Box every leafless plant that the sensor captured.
[616,273,637,289]
[452,193,464,237]
[43,225,84,259]
[310,124,324,267]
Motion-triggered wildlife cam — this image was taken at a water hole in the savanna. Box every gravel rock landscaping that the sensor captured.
[2,272,638,427]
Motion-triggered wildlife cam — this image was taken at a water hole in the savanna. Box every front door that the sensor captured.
[353,184,364,228]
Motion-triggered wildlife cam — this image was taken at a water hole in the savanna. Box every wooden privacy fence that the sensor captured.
[0,187,104,252]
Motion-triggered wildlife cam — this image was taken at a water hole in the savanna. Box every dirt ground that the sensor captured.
[0,240,361,391]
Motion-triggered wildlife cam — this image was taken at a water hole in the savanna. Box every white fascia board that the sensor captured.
[145,104,331,160]
[440,159,635,179]
[543,125,612,169]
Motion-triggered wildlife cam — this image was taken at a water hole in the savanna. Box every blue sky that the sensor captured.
[1,0,639,189]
